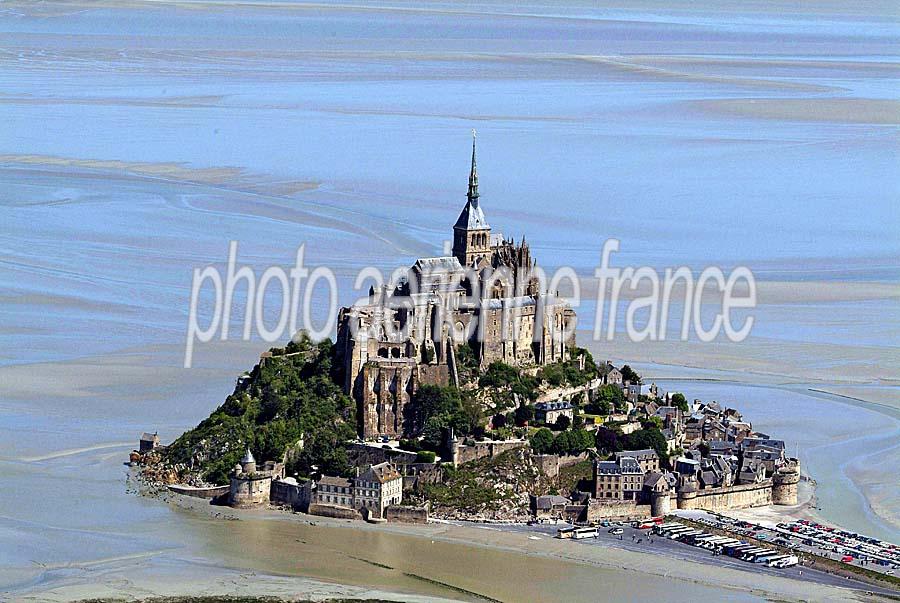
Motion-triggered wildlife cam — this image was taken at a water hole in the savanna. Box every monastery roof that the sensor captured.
[454,199,490,230]
[413,256,464,274]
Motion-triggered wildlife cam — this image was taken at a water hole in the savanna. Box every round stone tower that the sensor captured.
[240,448,257,474]
[676,479,698,510]
[650,490,671,517]
[772,460,801,506]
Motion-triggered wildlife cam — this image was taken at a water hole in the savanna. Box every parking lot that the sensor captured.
[501,518,899,597]
[679,511,899,576]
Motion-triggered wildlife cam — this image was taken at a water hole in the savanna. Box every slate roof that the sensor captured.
[617,456,643,474]
[535,495,571,510]
[359,461,402,484]
[616,448,658,461]
[318,475,352,488]
[413,256,464,274]
[454,199,490,230]
[535,401,573,411]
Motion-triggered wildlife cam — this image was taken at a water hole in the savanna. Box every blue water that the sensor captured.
[0,0,898,597]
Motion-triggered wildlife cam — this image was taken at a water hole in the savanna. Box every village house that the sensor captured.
[534,401,574,425]
[600,362,623,386]
[314,475,353,508]
[614,448,659,473]
[532,494,571,519]
[352,461,403,519]
[139,432,160,453]
[314,462,404,519]
[593,455,643,501]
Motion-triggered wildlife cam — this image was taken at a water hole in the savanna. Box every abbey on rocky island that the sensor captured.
[336,134,577,440]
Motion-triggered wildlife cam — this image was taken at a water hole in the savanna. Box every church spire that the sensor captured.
[467,129,479,207]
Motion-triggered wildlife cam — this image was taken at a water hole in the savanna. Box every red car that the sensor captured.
[841,555,854,563]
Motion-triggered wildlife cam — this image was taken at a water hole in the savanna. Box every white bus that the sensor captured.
[572,527,599,539]
[770,555,799,568]
[663,528,690,539]
[654,523,682,535]
[762,554,791,566]
[746,549,776,563]
[740,548,770,561]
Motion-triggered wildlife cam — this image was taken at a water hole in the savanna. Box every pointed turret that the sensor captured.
[453,131,491,266]
[467,130,479,207]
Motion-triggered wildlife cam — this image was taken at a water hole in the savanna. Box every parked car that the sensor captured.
[608,527,624,535]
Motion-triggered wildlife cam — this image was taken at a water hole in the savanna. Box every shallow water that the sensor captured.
[0,0,898,599]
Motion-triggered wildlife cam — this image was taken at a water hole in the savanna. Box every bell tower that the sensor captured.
[452,130,491,267]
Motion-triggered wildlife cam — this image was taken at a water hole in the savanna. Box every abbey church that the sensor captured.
[336,135,577,440]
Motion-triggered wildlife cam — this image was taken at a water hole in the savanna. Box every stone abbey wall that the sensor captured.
[454,439,528,466]
[348,443,419,467]
[308,503,362,520]
[677,480,773,511]
[270,479,312,511]
[167,484,230,499]
[385,504,429,524]
[585,499,651,522]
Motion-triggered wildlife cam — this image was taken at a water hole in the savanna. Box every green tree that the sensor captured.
[530,428,555,454]
[551,430,573,455]
[492,413,507,429]
[592,384,624,414]
[595,426,622,454]
[515,404,535,426]
[554,414,571,431]
[416,450,437,463]
[671,392,689,413]
[621,365,641,384]
[621,427,669,464]
[642,415,664,430]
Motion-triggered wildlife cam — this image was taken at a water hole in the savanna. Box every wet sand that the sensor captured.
[15,492,877,603]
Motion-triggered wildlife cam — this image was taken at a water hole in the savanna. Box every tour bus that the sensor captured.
[688,535,716,547]
[745,549,777,563]
[762,554,792,568]
[664,526,694,539]
[653,523,683,536]
[740,548,771,561]
[679,530,709,541]
[725,545,756,559]
[572,526,600,540]
[744,548,775,562]
[725,544,754,555]
[754,551,783,564]
[699,536,735,550]
[654,522,681,534]
[770,555,799,568]
[556,527,575,539]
